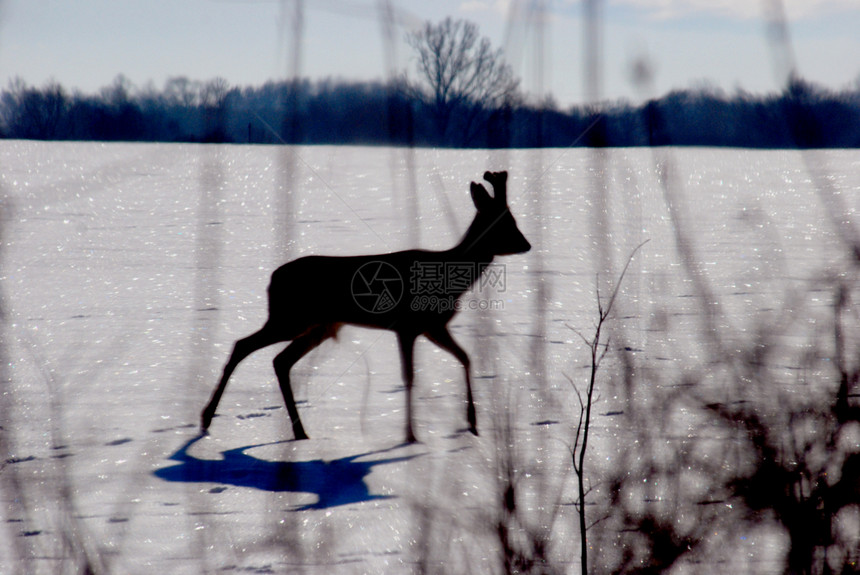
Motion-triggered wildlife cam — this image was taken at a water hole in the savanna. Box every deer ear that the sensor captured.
[483,170,508,184]
[470,182,493,212]
[483,171,508,204]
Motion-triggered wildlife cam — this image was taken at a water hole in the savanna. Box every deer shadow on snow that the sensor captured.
[153,435,418,510]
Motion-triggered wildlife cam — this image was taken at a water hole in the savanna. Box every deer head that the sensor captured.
[466,170,531,257]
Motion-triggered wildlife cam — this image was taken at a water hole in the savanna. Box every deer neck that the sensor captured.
[448,217,496,266]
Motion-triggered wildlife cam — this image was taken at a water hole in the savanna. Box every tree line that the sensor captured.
[2,72,859,149]
[3,16,859,149]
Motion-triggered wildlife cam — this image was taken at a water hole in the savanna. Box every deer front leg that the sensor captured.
[272,326,332,441]
[202,325,280,431]
[397,332,419,444]
[426,326,477,436]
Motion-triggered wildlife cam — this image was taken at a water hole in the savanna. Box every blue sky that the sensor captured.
[0,0,858,106]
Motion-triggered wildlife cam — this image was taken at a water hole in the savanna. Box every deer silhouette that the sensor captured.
[201,171,530,443]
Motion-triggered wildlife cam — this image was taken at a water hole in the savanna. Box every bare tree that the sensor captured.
[199,77,231,110]
[404,17,519,145]
[164,76,200,108]
[200,77,232,142]
[1,78,68,139]
[569,241,646,575]
[100,74,135,108]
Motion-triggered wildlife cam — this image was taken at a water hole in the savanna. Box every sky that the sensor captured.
[0,0,858,107]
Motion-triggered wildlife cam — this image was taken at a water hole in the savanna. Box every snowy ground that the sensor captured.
[1,142,858,573]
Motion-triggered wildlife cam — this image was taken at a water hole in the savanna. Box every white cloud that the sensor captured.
[459,0,512,17]
[612,0,860,21]
[459,0,492,11]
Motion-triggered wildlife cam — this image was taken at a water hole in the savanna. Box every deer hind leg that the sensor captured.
[426,326,477,436]
[397,332,419,444]
[272,324,336,440]
[202,323,284,431]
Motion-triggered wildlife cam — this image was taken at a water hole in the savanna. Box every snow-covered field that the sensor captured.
[1,142,858,573]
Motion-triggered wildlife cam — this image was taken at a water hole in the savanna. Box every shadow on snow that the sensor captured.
[153,434,418,510]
